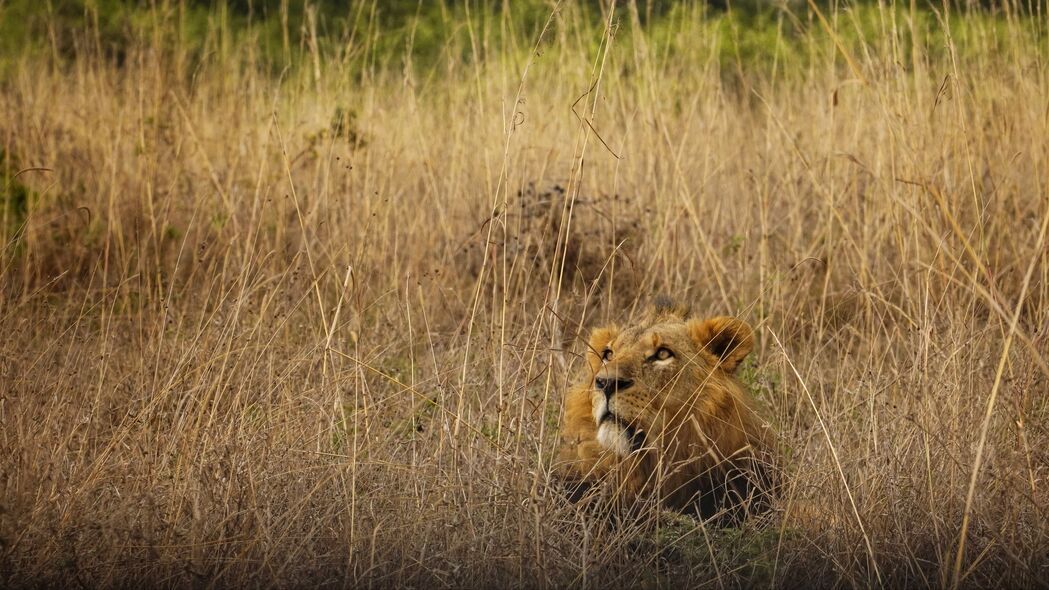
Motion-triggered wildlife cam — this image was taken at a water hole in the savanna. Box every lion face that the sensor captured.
[585,311,755,458]
[556,301,773,518]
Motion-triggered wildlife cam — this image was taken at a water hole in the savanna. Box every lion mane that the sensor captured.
[555,298,775,521]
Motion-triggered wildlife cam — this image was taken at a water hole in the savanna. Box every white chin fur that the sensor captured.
[591,392,607,424]
[597,421,633,457]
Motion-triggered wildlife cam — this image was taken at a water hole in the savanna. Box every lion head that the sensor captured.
[556,299,775,520]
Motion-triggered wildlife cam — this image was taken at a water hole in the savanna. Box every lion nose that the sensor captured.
[595,377,634,398]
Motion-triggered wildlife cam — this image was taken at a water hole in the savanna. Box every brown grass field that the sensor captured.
[1,1,1048,587]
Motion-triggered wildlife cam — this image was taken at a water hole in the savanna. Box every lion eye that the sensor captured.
[652,347,674,361]
[601,348,613,362]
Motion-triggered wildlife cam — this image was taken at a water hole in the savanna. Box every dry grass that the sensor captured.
[2,2,1048,587]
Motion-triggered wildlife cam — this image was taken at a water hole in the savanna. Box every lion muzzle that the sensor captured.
[593,376,634,398]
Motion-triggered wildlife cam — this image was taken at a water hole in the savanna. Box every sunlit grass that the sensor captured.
[1,1,1047,587]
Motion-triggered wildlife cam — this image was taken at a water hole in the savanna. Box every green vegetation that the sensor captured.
[2,1,1044,78]
[0,149,31,239]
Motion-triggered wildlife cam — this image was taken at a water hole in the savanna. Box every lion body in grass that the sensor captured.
[555,300,775,521]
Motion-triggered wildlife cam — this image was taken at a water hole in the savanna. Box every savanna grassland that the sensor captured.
[1,1,1048,587]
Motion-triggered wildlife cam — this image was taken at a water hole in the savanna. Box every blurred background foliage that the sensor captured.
[1,0,1045,79]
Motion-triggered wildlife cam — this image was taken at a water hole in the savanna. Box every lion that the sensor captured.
[555,298,775,522]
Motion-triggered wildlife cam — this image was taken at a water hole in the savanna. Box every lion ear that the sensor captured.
[687,316,754,373]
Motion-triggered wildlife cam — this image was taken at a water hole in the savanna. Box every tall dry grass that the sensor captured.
[1,1,1048,587]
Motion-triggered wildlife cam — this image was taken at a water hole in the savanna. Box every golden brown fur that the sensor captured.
[555,300,775,521]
